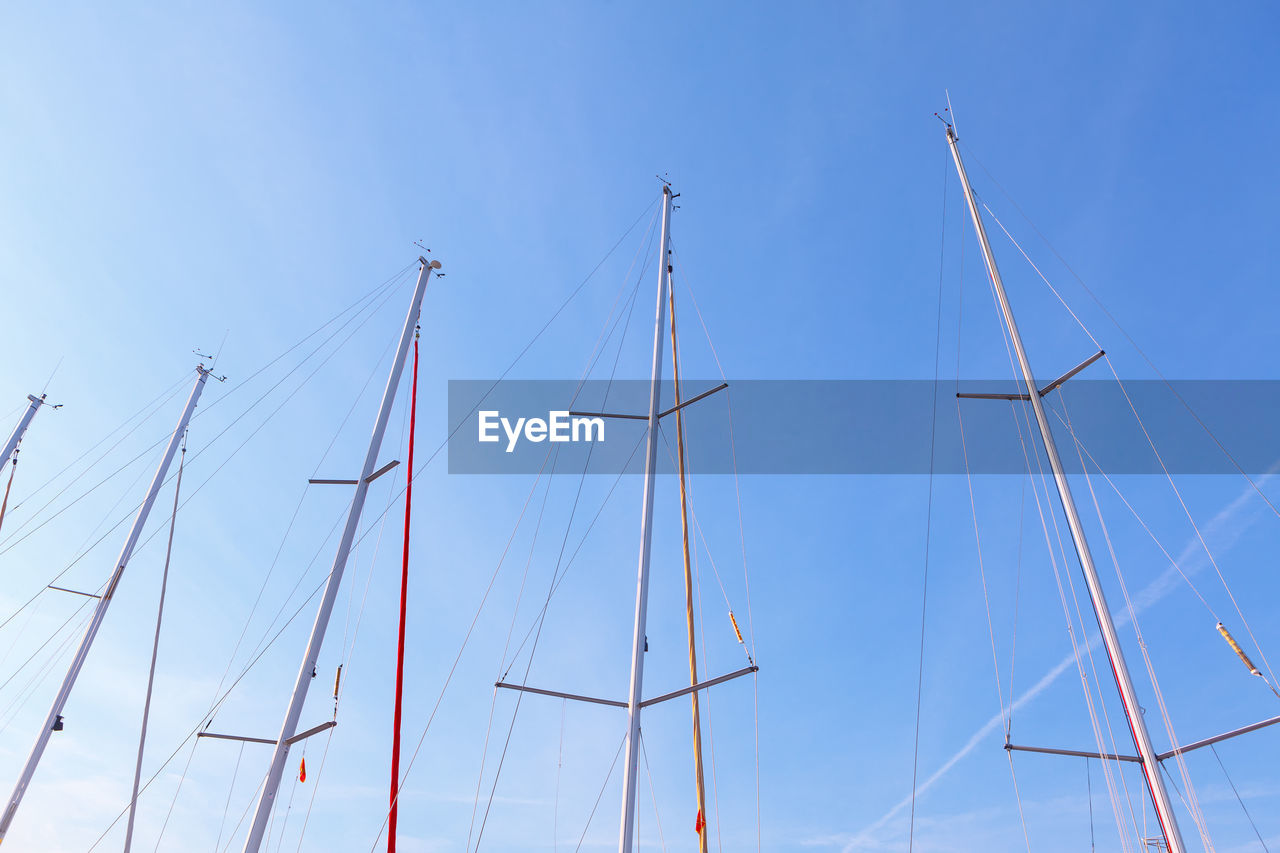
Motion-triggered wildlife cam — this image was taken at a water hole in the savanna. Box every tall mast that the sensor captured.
[0,366,212,842]
[666,256,709,852]
[945,125,1187,853]
[618,184,673,853]
[0,394,47,475]
[241,257,441,853]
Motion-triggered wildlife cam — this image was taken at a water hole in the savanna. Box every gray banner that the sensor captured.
[446,380,1279,475]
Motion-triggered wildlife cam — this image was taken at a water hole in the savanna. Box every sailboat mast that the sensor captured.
[945,125,1187,853]
[666,261,709,852]
[240,257,441,853]
[0,366,211,843]
[617,184,673,853]
[1,394,47,475]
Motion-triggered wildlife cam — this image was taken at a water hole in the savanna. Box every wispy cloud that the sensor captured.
[836,473,1274,852]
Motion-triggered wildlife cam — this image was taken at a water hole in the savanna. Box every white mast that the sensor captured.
[945,125,1187,853]
[241,256,441,853]
[0,365,212,842]
[0,394,47,474]
[617,184,673,853]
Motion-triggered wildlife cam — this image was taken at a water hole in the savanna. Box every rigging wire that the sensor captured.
[1100,352,1280,691]
[1087,757,1097,853]
[1057,393,1216,847]
[955,397,1034,852]
[572,731,629,853]
[463,460,559,852]
[4,263,411,566]
[363,203,662,851]
[0,379,186,559]
[88,567,334,852]
[1210,744,1269,852]
[1009,380,1144,849]
[554,698,566,851]
[908,143,949,852]
[0,370,191,542]
[685,466,725,852]
[639,731,669,852]
[292,725,336,851]
[472,197,672,851]
[1009,399,1140,851]
[963,142,1280,529]
[972,160,1275,846]
[0,269,411,657]
[0,603,94,736]
[215,741,247,853]
[1044,407,1220,620]
[0,593,43,687]
[1006,476,1027,737]
[971,195,1142,847]
[0,267,409,563]
[671,247,762,848]
[0,594,94,702]
[85,198,656,852]
[462,240,652,845]
[479,211,659,685]
[151,292,413,840]
[959,192,1121,849]
[124,429,188,851]
[662,301,717,851]
[982,189,1279,696]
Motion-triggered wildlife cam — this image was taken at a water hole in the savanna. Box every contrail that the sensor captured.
[842,473,1273,852]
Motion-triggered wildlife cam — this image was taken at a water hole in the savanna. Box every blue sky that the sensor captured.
[1,2,1279,851]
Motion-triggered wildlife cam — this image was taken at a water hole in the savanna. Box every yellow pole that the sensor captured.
[668,276,709,852]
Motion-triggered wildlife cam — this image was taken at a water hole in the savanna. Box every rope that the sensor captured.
[123,432,188,851]
[388,329,420,853]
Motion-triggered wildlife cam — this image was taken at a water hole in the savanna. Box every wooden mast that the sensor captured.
[667,265,710,852]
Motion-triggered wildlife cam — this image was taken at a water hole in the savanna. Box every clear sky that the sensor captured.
[1,2,1279,851]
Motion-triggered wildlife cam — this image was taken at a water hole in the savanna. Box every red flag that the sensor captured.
[695,809,705,834]
[299,757,307,783]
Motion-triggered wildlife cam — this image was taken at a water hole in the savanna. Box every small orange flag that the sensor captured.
[695,809,705,834]
[299,757,307,783]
